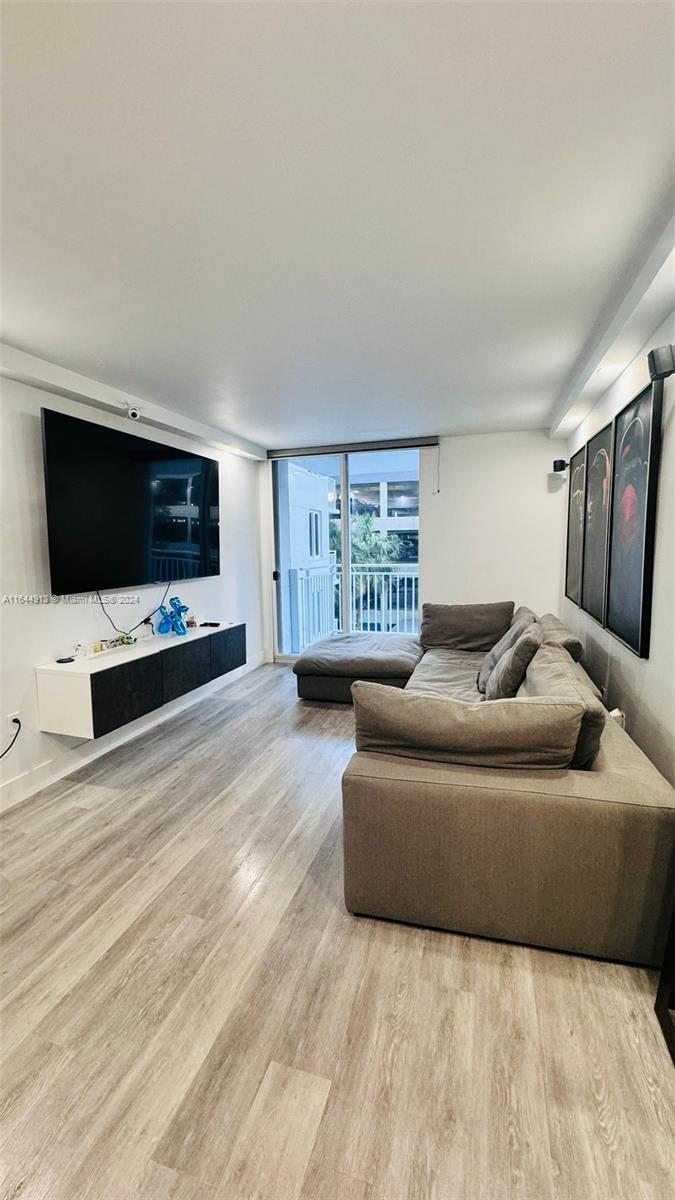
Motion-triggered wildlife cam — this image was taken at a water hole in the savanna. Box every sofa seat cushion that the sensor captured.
[293,631,422,679]
[420,601,514,652]
[485,625,543,700]
[406,647,485,703]
[477,605,538,693]
[517,643,606,768]
[353,681,586,768]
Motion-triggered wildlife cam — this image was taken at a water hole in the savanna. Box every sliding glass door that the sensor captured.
[272,456,342,655]
[272,448,419,655]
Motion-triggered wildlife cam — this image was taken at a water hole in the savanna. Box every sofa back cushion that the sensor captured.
[485,625,543,700]
[352,681,585,769]
[477,605,538,693]
[518,644,606,768]
[538,613,583,661]
[420,601,514,652]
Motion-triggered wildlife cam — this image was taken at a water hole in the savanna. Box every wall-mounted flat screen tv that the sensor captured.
[42,409,220,595]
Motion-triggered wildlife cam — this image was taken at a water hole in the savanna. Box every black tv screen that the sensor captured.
[42,409,220,595]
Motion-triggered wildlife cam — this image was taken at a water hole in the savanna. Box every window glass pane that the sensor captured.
[347,448,419,634]
[273,456,341,653]
[308,510,321,557]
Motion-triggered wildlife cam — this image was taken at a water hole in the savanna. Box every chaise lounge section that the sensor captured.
[293,630,423,702]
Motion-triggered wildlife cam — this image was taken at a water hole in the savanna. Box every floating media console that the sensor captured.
[36,623,246,739]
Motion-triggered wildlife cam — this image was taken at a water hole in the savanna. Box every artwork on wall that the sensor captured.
[581,422,613,623]
[606,381,663,657]
[564,446,586,605]
[563,377,663,658]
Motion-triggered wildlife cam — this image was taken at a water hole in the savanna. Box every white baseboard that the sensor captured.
[0,651,269,812]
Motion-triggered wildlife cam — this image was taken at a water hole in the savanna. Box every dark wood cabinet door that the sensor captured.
[210,624,246,679]
[88,624,247,740]
[162,637,212,703]
[91,655,163,738]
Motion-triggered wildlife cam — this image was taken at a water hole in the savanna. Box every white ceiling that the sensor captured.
[2,1,674,449]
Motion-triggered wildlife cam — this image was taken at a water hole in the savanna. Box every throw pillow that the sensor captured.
[517,643,606,767]
[484,625,543,700]
[537,613,583,661]
[477,605,537,693]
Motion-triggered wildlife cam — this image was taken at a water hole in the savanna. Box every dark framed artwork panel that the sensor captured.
[564,446,586,605]
[581,421,613,623]
[606,380,663,657]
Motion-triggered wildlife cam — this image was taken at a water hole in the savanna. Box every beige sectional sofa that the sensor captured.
[300,602,675,966]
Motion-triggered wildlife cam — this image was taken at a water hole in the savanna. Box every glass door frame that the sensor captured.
[338,453,351,636]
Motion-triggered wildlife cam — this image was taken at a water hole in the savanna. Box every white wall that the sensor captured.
[560,312,675,784]
[0,377,269,807]
[420,430,567,615]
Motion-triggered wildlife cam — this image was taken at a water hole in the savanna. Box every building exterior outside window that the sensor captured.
[386,481,419,518]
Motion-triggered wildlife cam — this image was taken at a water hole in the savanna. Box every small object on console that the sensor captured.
[157,596,190,636]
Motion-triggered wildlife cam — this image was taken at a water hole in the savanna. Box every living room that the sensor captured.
[1,3,673,1198]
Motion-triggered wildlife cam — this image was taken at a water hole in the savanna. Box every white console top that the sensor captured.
[37,622,238,677]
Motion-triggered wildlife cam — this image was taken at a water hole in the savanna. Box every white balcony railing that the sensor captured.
[290,563,419,652]
[347,565,419,635]
[290,564,338,651]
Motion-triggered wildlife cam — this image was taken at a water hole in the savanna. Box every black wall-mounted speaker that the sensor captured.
[552,459,568,473]
[647,344,675,381]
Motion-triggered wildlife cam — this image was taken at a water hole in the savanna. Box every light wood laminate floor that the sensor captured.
[0,664,673,1200]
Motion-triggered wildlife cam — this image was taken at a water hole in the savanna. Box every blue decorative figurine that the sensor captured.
[156,604,173,635]
[169,596,189,635]
[156,596,189,636]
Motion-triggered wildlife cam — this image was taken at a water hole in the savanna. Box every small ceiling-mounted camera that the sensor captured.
[126,405,141,421]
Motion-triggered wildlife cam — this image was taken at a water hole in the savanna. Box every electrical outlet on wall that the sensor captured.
[6,711,20,735]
